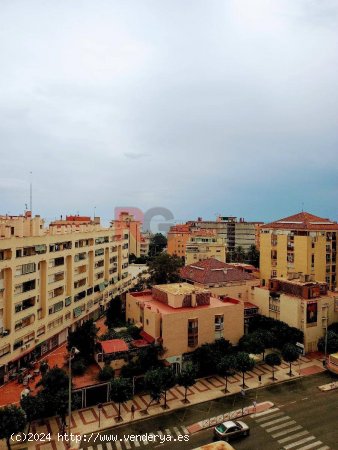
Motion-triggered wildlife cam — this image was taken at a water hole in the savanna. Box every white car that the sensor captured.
[214,420,250,441]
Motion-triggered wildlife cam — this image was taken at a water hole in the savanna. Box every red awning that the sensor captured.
[101,339,128,354]
[140,331,155,344]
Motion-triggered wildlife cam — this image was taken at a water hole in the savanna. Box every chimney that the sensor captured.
[191,291,197,307]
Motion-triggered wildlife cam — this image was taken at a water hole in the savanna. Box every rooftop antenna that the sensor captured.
[94,206,96,218]
[301,202,304,212]
[29,171,33,214]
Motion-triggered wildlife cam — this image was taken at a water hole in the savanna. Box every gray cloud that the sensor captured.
[0,0,337,225]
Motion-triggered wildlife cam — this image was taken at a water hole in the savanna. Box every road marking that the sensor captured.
[164,429,172,436]
[266,420,296,432]
[316,446,330,450]
[124,439,132,449]
[115,441,122,450]
[297,442,324,450]
[97,446,103,450]
[283,436,316,449]
[272,425,303,438]
[157,431,163,437]
[134,439,141,447]
[256,412,284,423]
[106,443,113,450]
[252,407,280,418]
[261,416,291,427]
[278,430,309,443]
[173,427,181,437]
[181,426,189,435]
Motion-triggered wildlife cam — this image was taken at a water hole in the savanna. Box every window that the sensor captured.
[214,315,224,339]
[188,318,198,347]
[0,344,10,358]
[37,326,45,336]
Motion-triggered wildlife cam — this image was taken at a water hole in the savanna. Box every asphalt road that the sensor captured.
[80,371,338,450]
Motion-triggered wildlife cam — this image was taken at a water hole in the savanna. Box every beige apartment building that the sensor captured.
[254,276,338,353]
[260,212,338,291]
[126,283,243,371]
[0,212,132,385]
[185,234,226,265]
[187,216,263,254]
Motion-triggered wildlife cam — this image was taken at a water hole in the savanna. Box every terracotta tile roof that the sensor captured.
[244,301,259,309]
[261,212,338,231]
[180,258,255,284]
[168,224,191,234]
[100,339,128,354]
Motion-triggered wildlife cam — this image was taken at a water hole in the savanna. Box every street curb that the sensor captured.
[78,371,323,442]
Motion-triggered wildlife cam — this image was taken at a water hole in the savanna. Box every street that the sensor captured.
[80,372,338,450]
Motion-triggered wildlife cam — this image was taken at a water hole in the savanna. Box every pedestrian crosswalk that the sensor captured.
[252,407,330,450]
[80,425,190,450]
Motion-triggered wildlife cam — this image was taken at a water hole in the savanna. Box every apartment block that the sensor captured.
[0,212,132,385]
[126,283,243,371]
[168,226,226,264]
[254,276,338,353]
[260,212,338,291]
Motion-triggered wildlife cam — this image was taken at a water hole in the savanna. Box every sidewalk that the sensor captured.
[6,352,326,450]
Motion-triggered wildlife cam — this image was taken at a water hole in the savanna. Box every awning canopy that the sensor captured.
[140,331,155,344]
[101,339,128,354]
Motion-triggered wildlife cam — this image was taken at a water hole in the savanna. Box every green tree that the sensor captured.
[149,233,167,257]
[265,352,282,381]
[235,352,255,388]
[105,297,124,328]
[239,332,265,359]
[20,394,45,434]
[67,319,98,363]
[160,368,177,409]
[144,368,165,412]
[246,245,260,267]
[0,405,27,450]
[36,367,69,427]
[282,343,299,376]
[148,253,184,285]
[318,330,338,354]
[192,339,232,377]
[110,378,133,421]
[98,365,115,382]
[217,355,237,393]
[177,363,197,404]
[231,246,246,263]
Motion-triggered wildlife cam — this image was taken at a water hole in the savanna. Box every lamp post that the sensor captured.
[68,347,79,446]
[324,303,329,367]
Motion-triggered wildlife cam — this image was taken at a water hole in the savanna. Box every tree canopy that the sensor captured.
[67,319,98,362]
[0,405,27,450]
[110,378,133,420]
[148,253,184,285]
[177,363,197,403]
[149,233,167,257]
[281,343,299,376]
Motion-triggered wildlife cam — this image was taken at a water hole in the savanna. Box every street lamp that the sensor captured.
[68,347,80,446]
[324,303,329,367]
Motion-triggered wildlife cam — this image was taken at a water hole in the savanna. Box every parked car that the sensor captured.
[214,420,250,441]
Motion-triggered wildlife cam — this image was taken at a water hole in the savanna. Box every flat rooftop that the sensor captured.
[129,291,240,315]
[153,282,210,295]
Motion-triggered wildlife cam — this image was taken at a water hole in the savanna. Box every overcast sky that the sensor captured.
[1,0,337,229]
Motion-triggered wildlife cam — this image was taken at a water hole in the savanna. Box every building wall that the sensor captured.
[253,287,338,353]
[185,243,226,265]
[167,232,191,258]
[126,293,244,359]
[260,230,338,291]
[0,221,131,379]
